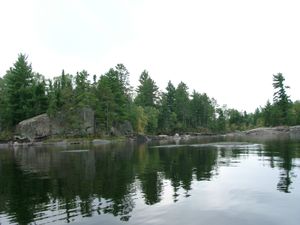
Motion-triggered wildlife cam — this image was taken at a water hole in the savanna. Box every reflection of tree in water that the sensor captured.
[0,144,137,224]
[0,149,52,225]
[136,144,163,205]
[275,142,297,193]
[0,143,221,224]
[141,145,219,203]
[99,193,135,221]
[2,140,299,224]
[263,141,298,193]
[93,144,136,221]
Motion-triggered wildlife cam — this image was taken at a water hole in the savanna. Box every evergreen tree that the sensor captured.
[115,64,132,97]
[4,54,34,126]
[272,73,291,125]
[31,73,48,115]
[158,81,177,133]
[135,70,159,107]
[47,70,78,134]
[253,107,263,127]
[263,100,277,127]
[47,70,74,116]
[190,91,215,129]
[97,75,115,132]
[174,82,190,130]
[0,77,9,130]
[291,101,300,125]
[96,65,132,132]
[216,108,226,132]
[74,70,91,107]
[165,81,176,113]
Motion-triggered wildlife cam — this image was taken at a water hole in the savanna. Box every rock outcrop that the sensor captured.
[243,126,290,139]
[289,126,300,139]
[226,126,300,140]
[16,108,95,141]
[16,114,51,142]
[110,121,133,136]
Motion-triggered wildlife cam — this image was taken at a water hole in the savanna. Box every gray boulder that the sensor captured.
[244,127,289,138]
[110,121,133,136]
[16,108,96,141]
[290,126,300,139]
[51,107,95,136]
[16,114,51,142]
[239,126,296,140]
[119,121,133,135]
[137,134,150,143]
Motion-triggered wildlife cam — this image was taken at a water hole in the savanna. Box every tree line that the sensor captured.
[0,54,299,139]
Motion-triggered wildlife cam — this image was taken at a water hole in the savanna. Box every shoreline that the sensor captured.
[1,125,300,148]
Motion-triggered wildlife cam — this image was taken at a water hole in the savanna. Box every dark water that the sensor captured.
[1,139,300,225]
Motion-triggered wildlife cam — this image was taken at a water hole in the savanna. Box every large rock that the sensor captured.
[236,126,300,140]
[110,121,133,136]
[244,127,289,138]
[136,134,150,143]
[80,107,95,134]
[16,114,51,141]
[50,107,95,136]
[16,108,95,141]
[290,126,300,139]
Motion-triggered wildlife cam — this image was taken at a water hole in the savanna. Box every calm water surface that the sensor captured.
[1,138,300,225]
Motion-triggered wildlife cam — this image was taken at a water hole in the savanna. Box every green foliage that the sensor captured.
[0,77,8,130]
[4,54,34,125]
[174,82,190,129]
[272,73,291,125]
[74,70,91,107]
[1,54,300,139]
[130,105,148,134]
[215,108,226,132]
[47,70,74,115]
[95,65,132,133]
[190,91,215,129]
[158,81,177,133]
[290,101,300,125]
[1,54,49,128]
[144,107,159,134]
[31,73,48,115]
[135,70,159,107]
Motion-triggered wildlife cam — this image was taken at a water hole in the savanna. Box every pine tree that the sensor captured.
[31,73,48,115]
[158,81,177,133]
[272,73,291,125]
[74,70,91,107]
[135,70,159,108]
[174,82,190,129]
[4,54,34,125]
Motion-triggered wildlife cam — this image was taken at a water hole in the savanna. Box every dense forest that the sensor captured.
[0,54,300,139]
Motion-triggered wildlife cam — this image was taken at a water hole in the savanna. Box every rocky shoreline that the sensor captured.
[2,112,300,148]
[1,125,300,148]
[226,125,300,140]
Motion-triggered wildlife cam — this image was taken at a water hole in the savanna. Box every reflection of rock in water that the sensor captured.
[13,147,96,180]
[9,143,137,223]
[151,142,264,151]
[191,142,264,150]
[13,147,53,174]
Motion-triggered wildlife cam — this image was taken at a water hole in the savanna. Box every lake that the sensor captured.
[1,138,300,225]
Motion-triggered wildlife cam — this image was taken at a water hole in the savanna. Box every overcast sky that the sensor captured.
[0,0,299,112]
